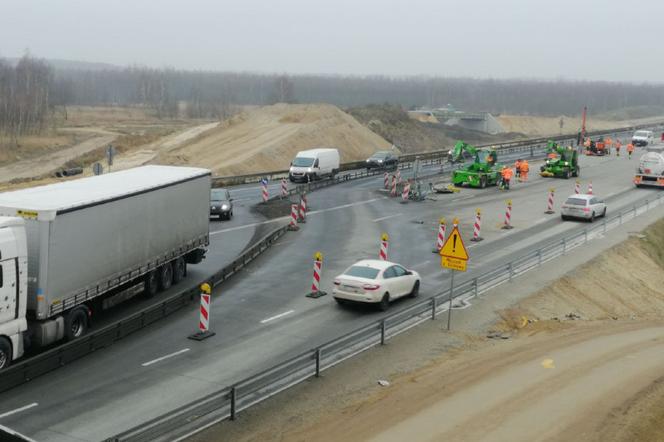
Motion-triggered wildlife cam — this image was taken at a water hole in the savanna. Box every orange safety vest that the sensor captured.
[502,168,513,179]
[520,161,529,173]
[627,143,634,152]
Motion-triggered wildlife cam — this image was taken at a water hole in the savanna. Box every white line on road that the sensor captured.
[141,348,191,367]
[0,402,38,419]
[534,217,548,225]
[260,310,295,324]
[372,213,403,222]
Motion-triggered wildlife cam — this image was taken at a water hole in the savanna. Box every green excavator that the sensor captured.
[540,141,580,179]
[450,141,501,188]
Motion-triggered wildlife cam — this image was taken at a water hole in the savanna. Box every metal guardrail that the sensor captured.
[0,225,289,394]
[107,191,664,442]
[211,121,664,187]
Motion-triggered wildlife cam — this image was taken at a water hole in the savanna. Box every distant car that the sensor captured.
[333,259,421,311]
[210,188,233,220]
[366,151,398,170]
[632,130,654,147]
[561,194,606,222]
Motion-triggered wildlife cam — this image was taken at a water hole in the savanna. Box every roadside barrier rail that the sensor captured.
[107,191,664,442]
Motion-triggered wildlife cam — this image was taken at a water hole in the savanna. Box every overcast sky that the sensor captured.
[2,0,663,82]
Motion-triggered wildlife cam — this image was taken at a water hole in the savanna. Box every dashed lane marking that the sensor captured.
[141,348,191,367]
[372,213,403,222]
[0,402,39,419]
[260,310,295,324]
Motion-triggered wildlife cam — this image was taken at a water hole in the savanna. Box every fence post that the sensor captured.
[431,297,437,320]
[230,386,237,421]
[380,319,386,345]
[315,348,321,377]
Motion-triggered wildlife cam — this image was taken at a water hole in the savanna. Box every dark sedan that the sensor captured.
[210,188,233,220]
[366,151,398,170]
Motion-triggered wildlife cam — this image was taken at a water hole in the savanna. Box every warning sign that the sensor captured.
[439,226,469,260]
[442,256,467,272]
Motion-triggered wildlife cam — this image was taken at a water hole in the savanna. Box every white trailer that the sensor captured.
[634,146,664,188]
[0,165,210,368]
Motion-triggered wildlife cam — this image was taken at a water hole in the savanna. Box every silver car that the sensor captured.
[561,194,606,222]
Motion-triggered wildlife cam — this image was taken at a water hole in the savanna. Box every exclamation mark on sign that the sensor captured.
[452,234,457,253]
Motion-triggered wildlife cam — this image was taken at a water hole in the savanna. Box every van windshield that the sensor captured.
[293,157,315,167]
[634,131,650,137]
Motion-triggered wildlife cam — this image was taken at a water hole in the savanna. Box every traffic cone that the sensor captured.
[379,233,389,261]
[432,217,446,253]
[502,200,513,230]
[400,181,410,203]
[188,283,216,340]
[545,188,555,214]
[288,204,300,231]
[307,252,327,298]
[471,209,483,241]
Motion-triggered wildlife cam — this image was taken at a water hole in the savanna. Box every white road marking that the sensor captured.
[141,348,191,367]
[211,197,387,236]
[534,217,548,225]
[260,310,295,324]
[372,213,403,222]
[0,402,38,419]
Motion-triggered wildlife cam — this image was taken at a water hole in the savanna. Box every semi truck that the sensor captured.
[634,146,664,188]
[0,165,211,369]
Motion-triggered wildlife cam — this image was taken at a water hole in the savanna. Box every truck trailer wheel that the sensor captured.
[172,257,186,285]
[0,337,12,369]
[159,263,173,291]
[144,270,159,298]
[65,307,89,340]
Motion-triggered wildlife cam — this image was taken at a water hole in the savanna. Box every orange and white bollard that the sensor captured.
[401,181,410,203]
[281,178,288,198]
[298,193,307,223]
[432,217,446,253]
[545,188,555,214]
[471,209,483,241]
[188,283,215,340]
[379,233,389,261]
[384,172,389,189]
[391,176,397,197]
[587,181,593,195]
[307,252,327,298]
[261,179,269,203]
[288,204,300,231]
[502,199,513,230]
[575,180,581,194]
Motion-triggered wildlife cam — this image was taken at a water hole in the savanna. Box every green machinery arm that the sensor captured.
[451,140,480,163]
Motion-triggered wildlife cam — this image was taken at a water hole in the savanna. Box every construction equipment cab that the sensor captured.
[289,148,340,183]
[632,130,654,147]
[540,141,580,179]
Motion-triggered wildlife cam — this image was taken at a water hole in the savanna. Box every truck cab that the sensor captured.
[0,217,28,369]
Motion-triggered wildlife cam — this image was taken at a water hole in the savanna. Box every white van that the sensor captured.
[632,130,654,147]
[289,148,340,182]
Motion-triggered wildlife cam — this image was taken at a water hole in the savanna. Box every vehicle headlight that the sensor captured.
[377,159,383,163]
[307,168,313,172]
[563,161,569,165]
[221,204,229,210]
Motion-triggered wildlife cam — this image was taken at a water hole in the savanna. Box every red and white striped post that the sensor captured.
[471,208,483,241]
[383,172,389,189]
[587,181,593,195]
[502,199,513,230]
[545,188,555,214]
[391,175,397,197]
[298,193,307,223]
[307,252,327,298]
[432,217,446,253]
[288,204,300,231]
[575,180,581,194]
[280,178,288,198]
[379,233,389,261]
[396,169,401,183]
[188,283,215,340]
[261,180,269,203]
[401,181,410,203]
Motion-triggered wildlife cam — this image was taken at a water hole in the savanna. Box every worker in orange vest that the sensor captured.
[514,159,522,180]
[500,166,513,190]
[627,142,635,159]
[615,139,622,156]
[519,160,529,182]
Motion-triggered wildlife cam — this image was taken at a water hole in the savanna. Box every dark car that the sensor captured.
[210,188,233,220]
[366,151,398,170]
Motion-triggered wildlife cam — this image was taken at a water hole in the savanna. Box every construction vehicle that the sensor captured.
[634,146,664,188]
[540,141,580,179]
[450,141,501,188]
[585,137,609,156]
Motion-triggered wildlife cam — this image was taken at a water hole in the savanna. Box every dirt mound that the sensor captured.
[155,104,391,176]
[497,114,664,137]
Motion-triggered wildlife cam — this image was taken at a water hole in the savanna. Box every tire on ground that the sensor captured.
[0,337,12,370]
[172,257,186,285]
[144,270,159,298]
[65,306,89,341]
[159,262,174,291]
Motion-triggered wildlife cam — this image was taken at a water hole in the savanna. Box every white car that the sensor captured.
[333,259,421,311]
[632,130,654,147]
[561,194,607,222]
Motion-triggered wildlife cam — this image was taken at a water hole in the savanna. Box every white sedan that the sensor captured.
[561,194,607,222]
[333,259,421,311]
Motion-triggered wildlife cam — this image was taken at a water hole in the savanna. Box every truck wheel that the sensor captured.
[0,337,12,369]
[144,270,159,298]
[159,263,173,291]
[65,307,88,341]
[172,258,186,285]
